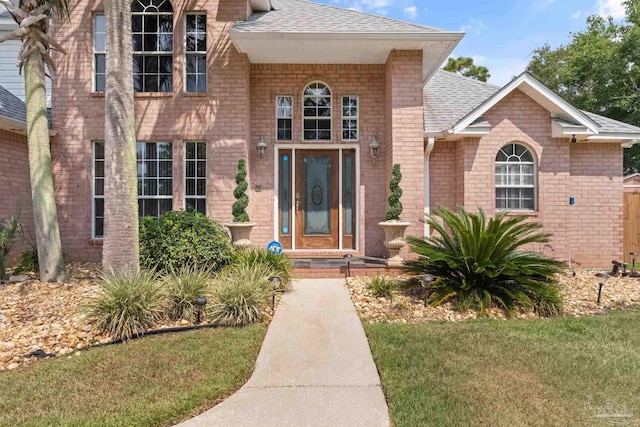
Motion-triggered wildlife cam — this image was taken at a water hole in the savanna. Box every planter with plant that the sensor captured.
[379,164,411,267]
[225,159,256,249]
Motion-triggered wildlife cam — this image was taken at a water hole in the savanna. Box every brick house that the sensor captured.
[2,0,640,267]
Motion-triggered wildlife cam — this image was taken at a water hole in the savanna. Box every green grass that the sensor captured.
[0,325,266,427]
[365,309,640,427]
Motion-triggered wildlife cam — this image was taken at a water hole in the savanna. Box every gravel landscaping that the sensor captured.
[0,263,279,371]
[348,269,640,323]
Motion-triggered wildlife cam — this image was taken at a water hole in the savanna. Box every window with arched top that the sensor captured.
[303,82,332,141]
[132,0,174,92]
[495,143,536,211]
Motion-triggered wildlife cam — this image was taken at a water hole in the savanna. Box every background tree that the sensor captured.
[102,0,139,273]
[527,0,640,174]
[443,56,491,82]
[0,0,67,282]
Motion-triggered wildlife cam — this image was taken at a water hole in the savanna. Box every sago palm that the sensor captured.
[0,0,68,282]
[406,207,565,315]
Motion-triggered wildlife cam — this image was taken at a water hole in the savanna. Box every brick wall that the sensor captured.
[0,129,34,262]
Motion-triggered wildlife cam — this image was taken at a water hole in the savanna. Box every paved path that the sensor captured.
[177,279,390,427]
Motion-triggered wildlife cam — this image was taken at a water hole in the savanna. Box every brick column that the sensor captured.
[384,50,425,256]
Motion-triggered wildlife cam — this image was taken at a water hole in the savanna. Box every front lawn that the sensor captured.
[365,309,640,427]
[0,325,265,426]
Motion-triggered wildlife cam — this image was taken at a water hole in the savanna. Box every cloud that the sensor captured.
[342,0,391,14]
[403,5,418,20]
[597,0,626,19]
[460,18,487,34]
[571,10,588,20]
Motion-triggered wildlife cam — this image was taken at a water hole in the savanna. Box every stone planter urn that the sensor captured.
[379,221,411,267]
[224,222,256,249]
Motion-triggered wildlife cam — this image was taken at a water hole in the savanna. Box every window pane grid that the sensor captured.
[94,14,106,92]
[342,96,358,141]
[137,142,173,219]
[277,96,293,141]
[303,83,331,141]
[93,142,105,238]
[186,14,206,93]
[185,141,206,215]
[495,143,536,211]
[132,1,173,93]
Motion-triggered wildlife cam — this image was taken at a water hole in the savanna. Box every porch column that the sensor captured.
[384,50,425,257]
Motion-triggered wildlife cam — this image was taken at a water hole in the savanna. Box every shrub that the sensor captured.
[406,206,565,315]
[209,266,269,326]
[162,265,213,322]
[139,210,233,272]
[232,159,250,223]
[13,248,38,275]
[0,215,20,280]
[368,275,396,300]
[85,269,165,340]
[231,248,293,289]
[385,164,403,221]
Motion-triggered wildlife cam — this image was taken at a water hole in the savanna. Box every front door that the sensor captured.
[295,150,339,249]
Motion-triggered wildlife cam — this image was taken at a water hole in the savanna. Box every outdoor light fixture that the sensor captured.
[420,275,435,307]
[595,273,611,305]
[194,296,208,324]
[571,134,577,144]
[256,136,267,160]
[343,254,353,278]
[268,276,281,310]
[369,136,380,161]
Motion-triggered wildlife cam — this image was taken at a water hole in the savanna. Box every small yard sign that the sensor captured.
[267,240,284,256]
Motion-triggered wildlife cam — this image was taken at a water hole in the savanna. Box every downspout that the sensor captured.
[424,137,436,237]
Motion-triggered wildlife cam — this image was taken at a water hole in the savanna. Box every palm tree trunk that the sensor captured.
[102,0,139,273]
[24,53,66,282]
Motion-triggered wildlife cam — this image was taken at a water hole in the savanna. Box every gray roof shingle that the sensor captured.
[423,70,500,133]
[582,111,640,134]
[233,0,447,34]
[0,85,26,124]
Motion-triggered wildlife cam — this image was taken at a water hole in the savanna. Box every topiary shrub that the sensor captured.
[139,210,232,272]
[385,164,403,221]
[232,159,250,223]
[406,206,565,315]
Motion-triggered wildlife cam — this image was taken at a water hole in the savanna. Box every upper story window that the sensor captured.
[495,143,536,211]
[342,96,358,141]
[277,96,293,141]
[303,82,332,141]
[94,14,106,92]
[132,0,174,93]
[185,14,207,93]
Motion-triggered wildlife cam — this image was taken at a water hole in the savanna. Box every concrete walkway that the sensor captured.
[177,279,390,427]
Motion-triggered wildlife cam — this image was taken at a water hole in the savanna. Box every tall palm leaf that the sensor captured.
[406,206,566,315]
[0,0,68,282]
[102,0,139,273]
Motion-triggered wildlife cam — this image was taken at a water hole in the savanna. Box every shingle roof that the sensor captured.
[233,0,448,34]
[423,70,500,133]
[0,85,26,124]
[582,111,640,134]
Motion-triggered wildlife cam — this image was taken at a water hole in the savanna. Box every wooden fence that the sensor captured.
[623,193,640,263]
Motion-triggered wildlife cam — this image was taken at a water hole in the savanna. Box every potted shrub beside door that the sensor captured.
[225,159,256,249]
[379,164,411,267]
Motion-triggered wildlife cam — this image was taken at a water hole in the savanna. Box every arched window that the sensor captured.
[303,82,332,141]
[495,143,536,211]
[132,0,173,92]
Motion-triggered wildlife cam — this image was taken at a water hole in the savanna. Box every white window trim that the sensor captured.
[93,13,105,93]
[276,95,293,142]
[495,143,537,212]
[183,141,207,213]
[302,81,333,143]
[184,12,207,93]
[341,95,359,142]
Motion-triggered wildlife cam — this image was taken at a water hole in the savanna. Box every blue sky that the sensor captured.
[319,0,627,86]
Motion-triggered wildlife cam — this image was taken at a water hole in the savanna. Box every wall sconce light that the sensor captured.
[571,134,577,144]
[369,136,380,161]
[257,136,267,160]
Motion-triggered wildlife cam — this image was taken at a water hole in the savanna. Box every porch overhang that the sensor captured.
[229,31,463,82]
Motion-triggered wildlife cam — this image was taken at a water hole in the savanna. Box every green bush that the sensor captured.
[406,206,565,315]
[13,248,38,275]
[162,265,213,322]
[231,248,293,288]
[368,275,396,299]
[139,210,232,272]
[232,159,250,223]
[0,215,19,280]
[209,264,270,326]
[385,164,403,221]
[85,269,165,340]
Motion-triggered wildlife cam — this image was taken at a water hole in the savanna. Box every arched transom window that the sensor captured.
[303,82,332,141]
[495,143,536,211]
[132,0,174,92]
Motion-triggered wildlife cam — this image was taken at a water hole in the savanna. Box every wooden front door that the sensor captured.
[295,150,340,249]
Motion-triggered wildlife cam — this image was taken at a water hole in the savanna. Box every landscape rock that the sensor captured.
[9,275,30,283]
